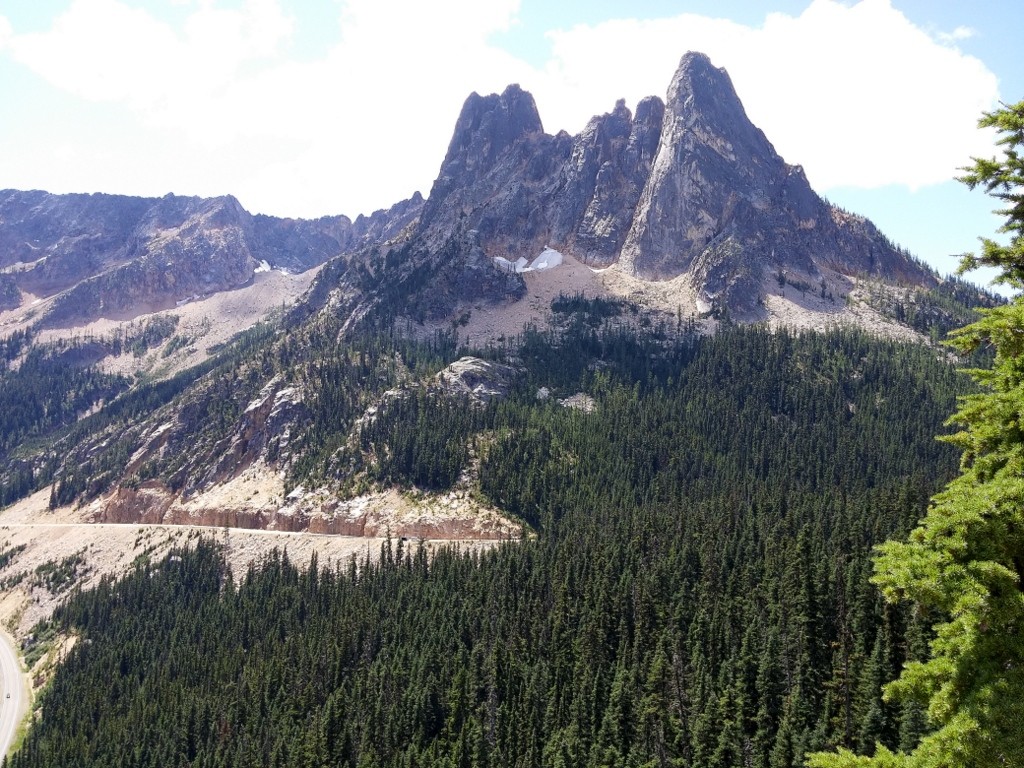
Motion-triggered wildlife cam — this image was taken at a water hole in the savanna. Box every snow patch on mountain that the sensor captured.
[494,247,564,274]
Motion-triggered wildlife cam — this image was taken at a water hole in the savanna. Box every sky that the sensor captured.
[1,0,1021,288]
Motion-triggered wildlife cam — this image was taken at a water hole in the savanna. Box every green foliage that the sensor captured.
[0,345,128,458]
[550,292,631,325]
[956,100,1024,288]
[22,620,62,669]
[359,388,482,491]
[6,327,973,768]
[0,204,1004,767]
[0,275,19,309]
[0,327,35,365]
[0,543,26,572]
[858,277,1002,343]
[0,314,283,508]
[32,551,88,594]
[809,99,1024,768]
[108,314,180,358]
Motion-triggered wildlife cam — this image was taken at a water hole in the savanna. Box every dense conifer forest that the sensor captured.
[5,321,973,768]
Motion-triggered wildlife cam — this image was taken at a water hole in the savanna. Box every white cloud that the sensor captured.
[0,0,1003,219]
[2,0,532,215]
[0,16,12,50]
[939,25,976,43]
[6,0,292,108]
[535,0,999,192]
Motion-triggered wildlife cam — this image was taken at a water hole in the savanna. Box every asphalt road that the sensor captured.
[0,628,26,759]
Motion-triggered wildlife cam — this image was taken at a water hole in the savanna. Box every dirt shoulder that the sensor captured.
[0,487,510,640]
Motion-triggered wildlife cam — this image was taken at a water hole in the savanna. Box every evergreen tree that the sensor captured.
[809,100,1024,767]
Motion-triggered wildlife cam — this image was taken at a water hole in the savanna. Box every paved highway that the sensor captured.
[0,628,26,759]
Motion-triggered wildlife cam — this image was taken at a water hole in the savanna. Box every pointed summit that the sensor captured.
[619,52,791,288]
[551,96,664,265]
[435,84,543,180]
[665,51,779,165]
[420,84,547,235]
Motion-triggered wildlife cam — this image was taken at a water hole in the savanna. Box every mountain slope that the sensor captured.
[0,50,1000,532]
[0,188,423,329]
[3,326,972,768]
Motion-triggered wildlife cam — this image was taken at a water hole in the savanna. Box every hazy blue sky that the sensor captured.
[1,1,1020,287]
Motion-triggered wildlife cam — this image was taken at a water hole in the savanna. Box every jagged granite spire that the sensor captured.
[620,51,799,279]
[552,96,665,265]
[406,50,935,318]
[422,84,545,228]
[613,51,931,311]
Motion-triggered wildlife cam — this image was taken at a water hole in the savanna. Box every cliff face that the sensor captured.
[0,50,957,544]
[0,189,424,327]
[617,52,933,312]
[58,370,520,541]
[552,96,664,266]
[410,51,935,317]
[90,482,521,540]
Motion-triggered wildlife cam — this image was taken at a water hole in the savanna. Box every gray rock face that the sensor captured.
[618,52,933,312]
[44,195,259,325]
[436,357,521,403]
[434,84,544,184]
[351,191,424,245]
[620,52,791,279]
[389,228,527,322]
[1,50,939,329]
[412,50,936,317]
[0,189,424,327]
[421,84,564,259]
[552,97,664,266]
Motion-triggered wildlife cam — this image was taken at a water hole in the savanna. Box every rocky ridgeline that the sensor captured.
[0,51,959,544]
[409,51,935,317]
[0,188,423,327]
[42,358,526,540]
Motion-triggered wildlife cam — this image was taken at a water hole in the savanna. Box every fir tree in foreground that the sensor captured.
[808,100,1024,768]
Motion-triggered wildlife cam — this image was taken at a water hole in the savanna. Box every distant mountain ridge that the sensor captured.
[0,51,1002,552]
[0,188,422,327]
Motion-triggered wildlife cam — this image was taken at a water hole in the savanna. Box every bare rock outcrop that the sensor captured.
[1,50,939,333]
[618,52,934,313]
[436,357,521,403]
[552,96,664,266]
[89,477,520,541]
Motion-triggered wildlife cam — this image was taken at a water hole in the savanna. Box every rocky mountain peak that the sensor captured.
[417,83,550,246]
[2,51,942,335]
[0,188,424,328]
[664,51,778,167]
[617,52,790,285]
[435,84,543,180]
[397,51,938,321]
[630,96,665,159]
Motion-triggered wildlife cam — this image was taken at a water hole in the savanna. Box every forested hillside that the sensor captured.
[8,325,970,768]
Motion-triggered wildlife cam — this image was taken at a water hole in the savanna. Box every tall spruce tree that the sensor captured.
[808,100,1024,767]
